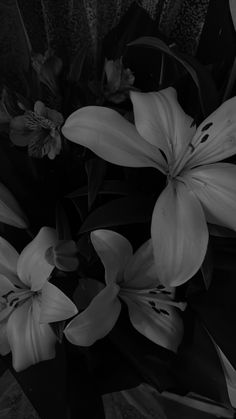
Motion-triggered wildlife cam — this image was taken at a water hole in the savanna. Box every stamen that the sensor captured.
[201,122,213,132]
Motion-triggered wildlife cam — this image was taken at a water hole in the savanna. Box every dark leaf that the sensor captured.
[128,37,219,116]
[55,201,72,240]
[173,311,230,405]
[188,269,236,370]
[85,157,107,210]
[66,180,137,198]
[201,243,213,290]
[79,194,156,234]
[50,320,66,343]
[208,223,236,238]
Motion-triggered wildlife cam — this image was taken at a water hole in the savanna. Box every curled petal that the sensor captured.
[151,181,208,286]
[91,230,133,284]
[131,88,195,164]
[124,239,159,290]
[40,282,78,323]
[188,164,236,231]
[64,284,121,346]
[17,227,58,291]
[0,183,28,229]
[121,294,184,352]
[7,299,56,372]
[187,96,236,167]
[62,107,167,173]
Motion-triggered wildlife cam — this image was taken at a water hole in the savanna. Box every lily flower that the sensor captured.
[10,100,63,159]
[0,227,77,371]
[62,88,236,286]
[64,229,185,352]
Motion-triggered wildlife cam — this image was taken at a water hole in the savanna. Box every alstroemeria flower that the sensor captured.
[62,88,236,286]
[31,49,62,95]
[10,101,63,159]
[103,57,135,103]
[0,227,77,371]
[64,230,185,352]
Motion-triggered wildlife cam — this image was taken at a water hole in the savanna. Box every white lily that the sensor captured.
[62,88,236,286]
[0,227,78,371]
[64,230,185,352]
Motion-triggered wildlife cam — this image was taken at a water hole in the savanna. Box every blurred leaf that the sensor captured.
[68,44,88,83]
[222,57,236,101]
[128,37,219,116]
[56,201,72,240]
[85,157,107,209]
[79,194,156,234]
[0,0,31,79]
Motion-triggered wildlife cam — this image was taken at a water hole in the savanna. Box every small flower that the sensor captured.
[0,227,77,371]
[45,240,79,272]
[103,57,135,103]
[62,88,236,287]
[64,230,185,351]
[10,101,63,159]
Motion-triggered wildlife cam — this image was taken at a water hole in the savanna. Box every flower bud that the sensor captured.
[45,240,79,272]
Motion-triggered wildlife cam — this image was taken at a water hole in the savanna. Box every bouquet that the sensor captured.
[0,2,236,418]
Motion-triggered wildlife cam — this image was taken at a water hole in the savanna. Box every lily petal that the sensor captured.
[187,96,236,168]
[187,163,236,231]
[131,88,195,165]
[7,299,56,372]
[64,284,121,346]
[0,237,22,286]
[124,239,159,290]
[151,181,208,286]
[62,107,167,173]
[17,227,58,291]
[121,294,184,352]
[91,230,133,285]
[40,281,78,323]
[0,183,28,228]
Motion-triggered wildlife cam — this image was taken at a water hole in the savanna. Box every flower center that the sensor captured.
[1,288,38,310]
[25,111,57,132]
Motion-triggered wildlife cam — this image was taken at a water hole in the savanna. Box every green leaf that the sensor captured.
[128,37,219,116]
[66,180,137,198]
[85,157,107,210]
[79,194,156,234]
